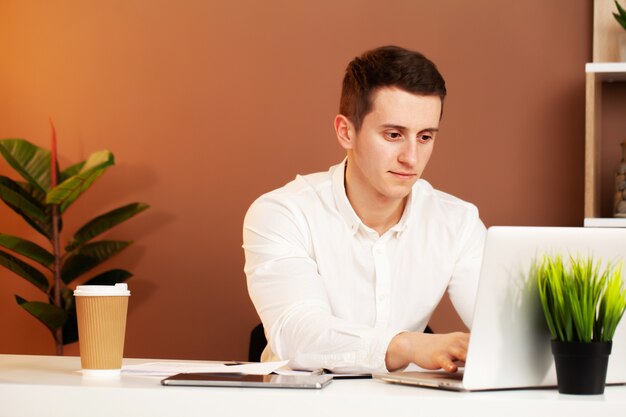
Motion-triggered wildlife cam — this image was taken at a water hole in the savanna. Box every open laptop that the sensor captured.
[373,226,626,391]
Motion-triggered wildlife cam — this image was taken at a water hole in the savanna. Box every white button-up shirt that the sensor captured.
[243,160,486,373]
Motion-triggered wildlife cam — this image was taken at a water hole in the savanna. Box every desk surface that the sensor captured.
[1,354,626,417]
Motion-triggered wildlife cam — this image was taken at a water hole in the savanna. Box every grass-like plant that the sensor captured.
[614,0,626,31]
[535,254,626,343]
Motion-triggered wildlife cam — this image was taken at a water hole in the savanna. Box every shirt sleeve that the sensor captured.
[243,195,404,373]
[447,208,487,328]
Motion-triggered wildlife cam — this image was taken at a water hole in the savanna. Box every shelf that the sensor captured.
[584,217,626,228]
[584,62,626,219]
[586,62,626,82]
[585,2,626,223]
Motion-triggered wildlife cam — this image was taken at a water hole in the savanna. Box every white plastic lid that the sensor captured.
[74,283,130,297]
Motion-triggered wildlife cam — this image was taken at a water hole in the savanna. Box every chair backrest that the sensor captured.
[248,323,267,362]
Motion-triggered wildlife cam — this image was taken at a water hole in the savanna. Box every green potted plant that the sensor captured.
[0,123,148,355]
[613,0,626,61]
[534,253,626,394]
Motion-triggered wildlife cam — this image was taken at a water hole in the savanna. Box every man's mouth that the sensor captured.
[389,171,416,178]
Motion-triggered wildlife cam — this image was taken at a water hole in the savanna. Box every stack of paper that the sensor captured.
[122,360,295,377]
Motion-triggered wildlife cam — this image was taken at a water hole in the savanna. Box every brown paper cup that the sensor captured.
[74,284,130,376]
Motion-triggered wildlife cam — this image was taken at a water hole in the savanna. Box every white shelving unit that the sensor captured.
[586,62,626,81]
[584,217,626,227]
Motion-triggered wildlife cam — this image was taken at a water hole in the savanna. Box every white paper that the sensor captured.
[122,360,289,377]
[273,368,321,376]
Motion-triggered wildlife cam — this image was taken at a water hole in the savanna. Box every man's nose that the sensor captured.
[398,139,418,166]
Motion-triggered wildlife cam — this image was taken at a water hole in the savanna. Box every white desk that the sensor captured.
[1,354,626,417]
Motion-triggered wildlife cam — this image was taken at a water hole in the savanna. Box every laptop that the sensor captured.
[373,226,626,391]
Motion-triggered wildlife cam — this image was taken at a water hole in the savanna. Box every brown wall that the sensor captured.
[0,1,596,360]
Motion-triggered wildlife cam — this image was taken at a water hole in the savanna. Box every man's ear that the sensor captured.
[334,114,354,150]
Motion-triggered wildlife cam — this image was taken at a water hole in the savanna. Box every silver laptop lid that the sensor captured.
[462,226,626,391]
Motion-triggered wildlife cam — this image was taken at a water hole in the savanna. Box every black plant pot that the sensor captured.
[551,341,612,395]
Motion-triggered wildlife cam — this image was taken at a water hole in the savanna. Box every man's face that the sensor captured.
[342,87,441,205]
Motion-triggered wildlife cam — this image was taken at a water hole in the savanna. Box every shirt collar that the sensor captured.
[391,190,412,234]
[331,158,362,235]
[331,158,414,236]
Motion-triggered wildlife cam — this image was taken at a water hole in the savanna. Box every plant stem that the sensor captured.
[52,204,63,355]
[49,119,63,355]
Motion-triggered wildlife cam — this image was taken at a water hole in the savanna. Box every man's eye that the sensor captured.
[418,134,433,142]
[386,132,402,140]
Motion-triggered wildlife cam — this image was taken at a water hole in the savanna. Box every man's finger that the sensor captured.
[449,345,467,362]
[442,360,458,373]
[437,355,458,373]
[458,336,469,350]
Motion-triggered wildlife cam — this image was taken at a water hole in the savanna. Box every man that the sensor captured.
[243,45,486,373]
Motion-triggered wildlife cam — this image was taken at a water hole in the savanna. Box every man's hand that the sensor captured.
[385,331,469,373]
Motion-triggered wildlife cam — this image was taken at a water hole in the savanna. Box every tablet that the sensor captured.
[161,373,333,389]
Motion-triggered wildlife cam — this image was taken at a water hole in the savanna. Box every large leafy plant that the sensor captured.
[534,254,626,343]
[0,125,148,354]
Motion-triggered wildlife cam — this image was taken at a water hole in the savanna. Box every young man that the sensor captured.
[243,46,486,373]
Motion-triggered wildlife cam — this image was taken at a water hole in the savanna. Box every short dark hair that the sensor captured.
[339,45,447,131]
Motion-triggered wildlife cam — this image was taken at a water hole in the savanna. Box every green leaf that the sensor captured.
[46,150,114,213]
[15,295,67,331]
[83,269,133,286]
[62,286,75,310]
[66,203,149,251]
[17,179,47,204]
[0,177,53,238]
[616,0,626,19]
[59,160,85,183]
[615,13,626,30]
[536,258,558,340]
[535,253,626,343]
[0,234,54,269]
[598,261,626,341]
[615,1,626,30]
[0,139,51,192]
[20,181,61,237]
[0,176,48,222]
[61,240,131,284]
[0,249,49,292]
[56,286,79,345]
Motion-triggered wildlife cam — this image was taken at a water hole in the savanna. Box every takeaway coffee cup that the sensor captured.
[74,283,131,376]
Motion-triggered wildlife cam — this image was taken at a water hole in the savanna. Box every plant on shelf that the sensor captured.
[533,253,626,394]
[0,123,149,355]
[614,0,626,31]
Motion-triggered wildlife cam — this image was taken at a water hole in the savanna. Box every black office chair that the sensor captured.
[248,323,267,362]
[247,323,434,362]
